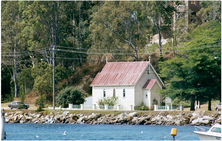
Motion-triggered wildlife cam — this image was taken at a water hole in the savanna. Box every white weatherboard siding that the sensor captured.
[147,64,163,88]
[91,62,164,111]
[150,83,162,105]
[135,64,160,106]
[92,86,101,107]
[117,86,134,110]
[92,86,134,110]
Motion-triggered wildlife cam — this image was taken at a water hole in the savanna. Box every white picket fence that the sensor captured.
[48,104,134,111]
[48,104,183,111]
[154,105,183,111]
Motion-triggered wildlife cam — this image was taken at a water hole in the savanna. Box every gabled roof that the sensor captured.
[143,79,159,89]
[91,61,149,86]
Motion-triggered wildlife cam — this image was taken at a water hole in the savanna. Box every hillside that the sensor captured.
[22,51,179,106]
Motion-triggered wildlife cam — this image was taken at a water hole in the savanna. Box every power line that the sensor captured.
[1,40,220,56]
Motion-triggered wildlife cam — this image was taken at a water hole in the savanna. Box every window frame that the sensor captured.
[145,92,148,98]
[113,89,116,97]
[123,89,126,98]
[103,89,106,98]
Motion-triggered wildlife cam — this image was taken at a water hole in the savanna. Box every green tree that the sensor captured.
[88,1,149,61]
[20,1,93,69]
[1,1,24,97]
[35,94,46,112]
[1,65,13,102]
[31,61,67,101]
[144,1,176,57]
[56,87,87,108]
[17,68,34,95]
[159,21,221,111]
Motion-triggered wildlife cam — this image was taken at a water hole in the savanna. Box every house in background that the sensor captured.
[90,61,164,110]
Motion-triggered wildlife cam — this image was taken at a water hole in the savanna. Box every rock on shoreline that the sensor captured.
[4,111,221,126]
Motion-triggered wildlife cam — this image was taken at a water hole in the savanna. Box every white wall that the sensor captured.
[84,96,92,108]
[92,86,135,110]
[135,64,163,107]
[135,64,160,106]
[143,89,150,107]
[92,64,163,110]
[150,83,162,106]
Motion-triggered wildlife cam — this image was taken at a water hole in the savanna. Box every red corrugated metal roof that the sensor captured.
[91,61,149,86]
[143,79,156,89]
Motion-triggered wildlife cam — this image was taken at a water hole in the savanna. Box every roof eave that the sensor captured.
[149,63,164,87]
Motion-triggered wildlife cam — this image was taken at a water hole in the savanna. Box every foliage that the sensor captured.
[145,1,176,56]
[152,99,158,105]
[135,102,149,110]
[97,96,118,106]
[35,94,46,112]
[83,68,89,74]
[1,1,221,108]
[135,106,149,111]
[18,86,26,103]
[199,1,221,21]
[1,66,13,102]
[31,62,53,95]
[89,1,149,61]
[31,62,67,99]
[159,20,221,111]
[18,68,34,95]
[56,87,87,108]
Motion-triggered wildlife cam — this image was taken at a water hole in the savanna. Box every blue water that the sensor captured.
[5,123,204,140]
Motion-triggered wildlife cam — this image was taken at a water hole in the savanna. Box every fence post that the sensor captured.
[93,104,96,110]
[180,105,183,111]
[80,104,84,110]
[130,105,133,111]
[154,105,157,111]
[105,104,108,110]
[167,105,170,111]
[69,103,73,110]
[117,104,120,110]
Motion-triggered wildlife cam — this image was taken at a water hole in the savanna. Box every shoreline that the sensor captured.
[4,110,221,126]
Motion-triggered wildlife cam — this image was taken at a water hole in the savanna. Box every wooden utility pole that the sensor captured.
[14,38,18,97]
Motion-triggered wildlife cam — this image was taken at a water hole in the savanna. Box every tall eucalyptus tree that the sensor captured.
[145,1,176,58]
[1,1,24,97]
[88,1,150,61]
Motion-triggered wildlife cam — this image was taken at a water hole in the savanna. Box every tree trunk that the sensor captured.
[135,49,138,61]
[157,23,162,56]
[14,39,18,98]
[190,95,195,111]
[78,2,82,67]
[208,96,212,111]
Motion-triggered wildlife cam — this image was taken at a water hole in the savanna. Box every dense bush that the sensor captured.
[35,94,46,112]
[97,96,118,106]
[135,102,149,110]
[56,87,87,108]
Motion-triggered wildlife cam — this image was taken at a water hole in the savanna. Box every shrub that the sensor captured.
[152,98,158,105]
[35,94,46,112]
[97,96,118,106]
[56,87,87,108]
[134,102,149,110]
[83,68,89,74]
[135,106,149,111]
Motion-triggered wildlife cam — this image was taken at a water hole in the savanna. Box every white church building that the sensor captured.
[90,61,164,110]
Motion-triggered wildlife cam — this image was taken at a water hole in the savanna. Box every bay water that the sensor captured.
[5,123,206,140]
